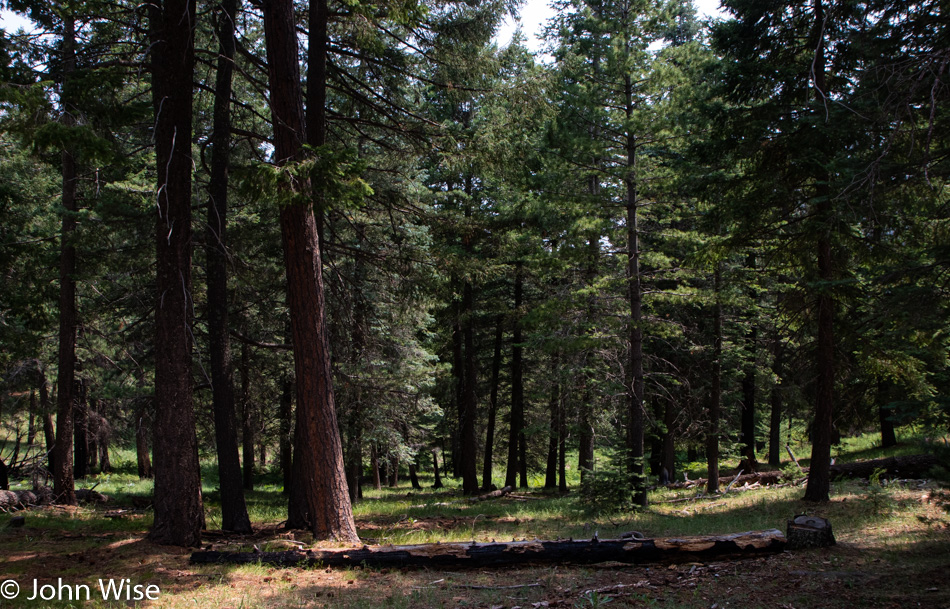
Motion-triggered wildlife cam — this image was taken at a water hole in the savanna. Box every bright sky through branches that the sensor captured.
[496,0,728,52]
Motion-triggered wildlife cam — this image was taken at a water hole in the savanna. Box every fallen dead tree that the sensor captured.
[669,471,783,490]
[829,454,938,480]
[468,486,514,502]
[190,529,786,569]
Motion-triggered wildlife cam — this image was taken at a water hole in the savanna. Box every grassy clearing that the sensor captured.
[1,434,949,608]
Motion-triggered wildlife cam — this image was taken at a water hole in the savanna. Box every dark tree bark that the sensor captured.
[387,455,399,487]
[263,0,358,543]
[408,460,422,490]
[481,318,503,491]
[205,0,251,533]
[40,381,53,473]
[624,69,646,507]
[545,352,560,490]
[28,390,36,447]
[73,381,87,480]
[506,263,525,489]
[192,530,788,569]
[740,326,757,461]
[148,0,204,547]
[53,11,78,507]
[706,265,722,495]
[459,278,479,494]
[240,341,254,491]
[87,399,99,472]
[878,383,897,448]
[804,0,835,504]
[43,412,55,474]
[450,308,464,478]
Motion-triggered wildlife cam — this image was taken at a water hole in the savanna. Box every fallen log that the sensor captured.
[190,529,787,569]
[468,486,514,502]
[829,454,938,480]
[669,471,782,490]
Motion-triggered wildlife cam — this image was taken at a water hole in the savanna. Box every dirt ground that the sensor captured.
[1,509,949,609]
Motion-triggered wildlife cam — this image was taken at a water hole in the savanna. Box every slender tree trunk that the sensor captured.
[741,325,757,463]
[558,384,567,492]
[544,355,560,490]
[432,448,443,488]
[73,380,87,480]
[280,375,294,494]
[87,399,99,472]
[624,71,646,507]
[804,0,834,504]
[54,12,78,507]
[482,318,503,490]
[879,387,897,449]
[460,278,479,494]
[388,455,399,487]
[506,263,525,489]
[264,0,358,542]
[408,461,422,490]
[41,381,54,474]
[148,0,203,547]
[28,390,37,447]
[135,401,152,479]
[662,399,676,481]
[706,265,722,495]
[769,345,783,467]
[205,0,251,534]
[451,310,464,479]
[578,235,598,482]
[370,445,381,489]
[240,342,254,491]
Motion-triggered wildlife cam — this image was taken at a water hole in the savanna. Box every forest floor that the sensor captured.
[1,448,950,608]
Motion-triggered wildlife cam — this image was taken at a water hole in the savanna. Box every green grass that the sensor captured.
[0,428,947,608]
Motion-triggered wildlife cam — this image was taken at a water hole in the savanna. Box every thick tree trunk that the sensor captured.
[263,0,357,543]
[192,530,788,569]
[482,318,502,491]
[148,0,204,547]
[804,0,834,504]
[54,12,78,507]
[706,265,722,495]
[506,264,525,489]
[205,0,251,534]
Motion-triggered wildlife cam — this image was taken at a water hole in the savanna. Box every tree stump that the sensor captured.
[786,515,835,550]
